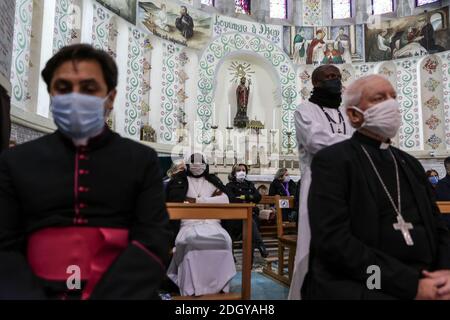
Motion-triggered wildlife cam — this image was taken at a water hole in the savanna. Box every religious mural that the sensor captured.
[96,0,137,24]
[138,0,212,49]
[365,7,450,62]
[292,25,363,65]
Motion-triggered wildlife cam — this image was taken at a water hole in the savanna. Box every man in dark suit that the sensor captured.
[436,157,450,201]
[303,74,450,300]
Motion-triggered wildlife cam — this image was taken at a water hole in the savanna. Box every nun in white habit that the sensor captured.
[167,153,236,296]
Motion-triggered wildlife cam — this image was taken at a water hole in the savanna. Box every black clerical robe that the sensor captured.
[0,127,171,299]
[175,14,194,39]
[302,131,450,300]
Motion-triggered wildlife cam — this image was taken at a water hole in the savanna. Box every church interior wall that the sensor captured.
[2,0,450,173]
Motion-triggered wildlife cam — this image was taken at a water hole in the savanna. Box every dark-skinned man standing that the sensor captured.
[290,65,353,299]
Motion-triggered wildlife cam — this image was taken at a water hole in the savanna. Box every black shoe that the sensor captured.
[258,245,268,258]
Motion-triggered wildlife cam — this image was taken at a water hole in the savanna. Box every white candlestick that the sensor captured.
[212,103,216,124]
[272,109,276,129]
[229,104,232,127]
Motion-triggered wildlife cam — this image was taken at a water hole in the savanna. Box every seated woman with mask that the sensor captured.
[224,164,268,261]
[269,168,297,221]
[165,153,236,296]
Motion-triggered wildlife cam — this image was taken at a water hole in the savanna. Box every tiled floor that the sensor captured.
[230,271,289,300]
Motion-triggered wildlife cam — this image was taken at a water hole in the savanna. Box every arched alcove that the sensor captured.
[197,32,297,151]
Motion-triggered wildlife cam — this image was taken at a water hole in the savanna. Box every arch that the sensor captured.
[197,32,297,150]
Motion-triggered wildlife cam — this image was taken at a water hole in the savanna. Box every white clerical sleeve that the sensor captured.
[197,192,229,204]
[294,107,349,156]
[377,35,390,51]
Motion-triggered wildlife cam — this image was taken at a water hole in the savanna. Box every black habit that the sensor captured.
[303,131,450,299]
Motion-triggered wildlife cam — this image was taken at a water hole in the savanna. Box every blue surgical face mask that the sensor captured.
[428,176,439,185]
[51,92,109,140]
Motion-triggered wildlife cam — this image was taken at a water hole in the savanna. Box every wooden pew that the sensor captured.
[437,201,450,214]
[166,203,254,300]
[259,195,296,286]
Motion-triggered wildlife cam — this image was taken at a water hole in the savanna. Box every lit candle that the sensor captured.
[228,104,231,127]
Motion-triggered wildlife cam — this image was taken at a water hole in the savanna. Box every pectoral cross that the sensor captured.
[393,215,414,246]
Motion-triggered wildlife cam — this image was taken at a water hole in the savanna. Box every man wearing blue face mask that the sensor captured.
[303,75,450,300]
[290,65,354,299]
[0,44,171,299]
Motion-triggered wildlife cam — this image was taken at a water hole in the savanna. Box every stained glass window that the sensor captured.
[332,0,351,19]
[270,0,287,19]
[416,0,439,6]
[201,0,214,5]
[235,0,251,15]
[372,0,394,14]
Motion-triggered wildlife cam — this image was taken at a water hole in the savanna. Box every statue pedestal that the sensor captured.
[233,115,249,129]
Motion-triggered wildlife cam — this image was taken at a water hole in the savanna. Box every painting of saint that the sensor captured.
[293,28,307,64]
[306,29,326,65]
[365,7,449,62]
[138,0,212,49]
[321,43,343,64]
[175,6,194,39]
[368,29,392,61]
[335,27,350,56]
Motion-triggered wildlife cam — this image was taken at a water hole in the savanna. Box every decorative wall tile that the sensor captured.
[159,42,181,143]
[124,27,147,140]
[423,57,439,75]
[424,78,440,92]
[10,0,33,108]
[375,61,397,86]
[338,64,355,89]
[425,96,440,111]
[420,55,444,151]
[396,58,421,150]
[53,0,80,54]
[375,61,398,146]
[197,33,297,151]
[427,134,442,150]
[425,115,441,130]
[438,52,450,149]
[91,3,117,57]
[353,63,374,78]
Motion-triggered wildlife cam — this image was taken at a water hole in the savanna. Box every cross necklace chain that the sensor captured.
[321,107,346,134]
[190,177,206,198]
[361,145,414,246]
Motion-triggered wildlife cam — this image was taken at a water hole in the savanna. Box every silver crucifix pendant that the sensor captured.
[393,215,414,246]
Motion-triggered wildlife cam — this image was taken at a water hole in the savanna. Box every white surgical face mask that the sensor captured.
[236,171,246,181]
[350,98,401,139]
[189,163,206,177]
